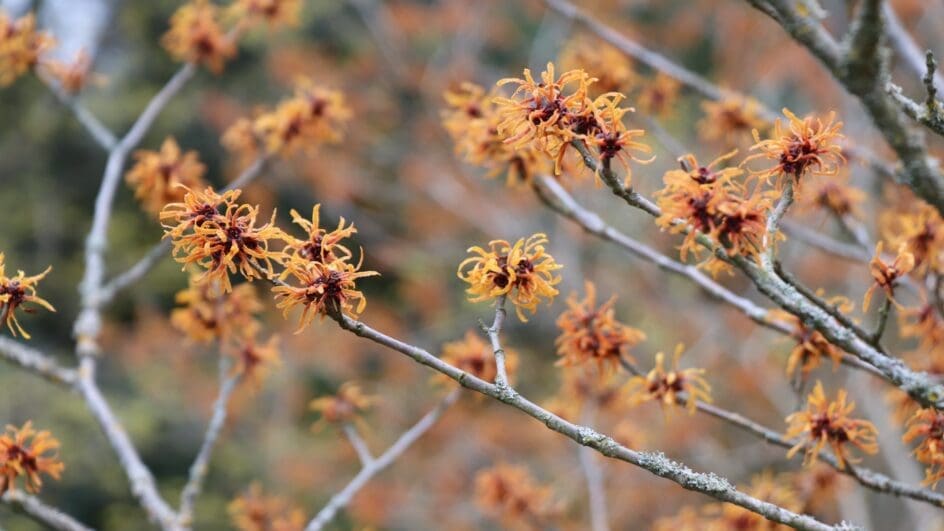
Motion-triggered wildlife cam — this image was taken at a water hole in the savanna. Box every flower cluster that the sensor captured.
[437,330,518,385]
[171,275,262,343]
[785,381,878,469]
[698,97,768,145]
[228,482,305,531]
[126,137,207,215]
[903,408,944,486]
[744,108,845,190]
[248,78,351,156]
[161,187,284,293]
[494,62,653,179]
[882,202,944,275]
[442,82,549,186]
[474,463,556,529]
[555,281,645,371]
[0,421,63,494]
[624,345,711,414]
[458,233,562,321]
[162,0,236,73]
[0,11,53,87]
[863,241,915,311]
[559,37,635,95]
[309,382,373,431]
[273,205,378,329]
[655,152,771,273]
[770,305,846,378]
[0,253,55,339]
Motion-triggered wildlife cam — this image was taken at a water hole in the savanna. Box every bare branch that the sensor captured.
[882,3,944,95]
[484,296,511,389]
[0,337,77,386]
[342,424,374,467]
[177,357,242,527]
[40,74,117,152]
[578,406,610,531]
[305,389,461,531]
[1,490,94,531]
[76,360,179,528]
[781,221,870,262]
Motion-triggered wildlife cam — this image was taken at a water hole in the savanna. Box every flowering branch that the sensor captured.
[617,358,944,508]
[328,311,841,530]
[1,489,93,531]
[305,389,461,531]
[177,356,242,527]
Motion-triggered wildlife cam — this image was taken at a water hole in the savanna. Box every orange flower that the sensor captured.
[442,82,550,186]
[282,205,356,265]
[583,93,653,185]
[784,381,878,469]
[555,281,645,371]
[162,0,236,73]
[624,344,711,413]
[881,203,944,274]
[744,108,845,190]
[635,73,680,117]
[436,330,518,385]
[222,117,261,165]
[863,241,915,311]
[228,482,305,531]
[796,172,866,218]
[903,408,944,486]
[0,11,54,87]
[474,463,556,528]
[457,233,562,321]
[230,0,301,29]
[309,382,373,429]
[698,97,768,145]
[0,421,64,494]
[253,79,350,155]
[229,335,281,386]
[770,309,844,378]
[559,36,635,95]
[170,275,262,343]
[37,50,104,94]
[161,186,285,293]
[0,253,55,340]
[274,257,379,330]
[126,137,206,215]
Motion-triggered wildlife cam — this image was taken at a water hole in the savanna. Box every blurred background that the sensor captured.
[2,0,944,529]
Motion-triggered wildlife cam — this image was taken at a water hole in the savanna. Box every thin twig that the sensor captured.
[0,336,77,386]
[578,406,610,531]
[305,389,461,531]
[871,297,893,346]
[781,221,870,262]
[40,73,117,152]
[485,295,511,389]
[1,490,94,531]
[177,357,242,527]
[882,3,944,96]
[342,424,374,467]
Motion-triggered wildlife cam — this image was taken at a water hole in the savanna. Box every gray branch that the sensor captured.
[1,490,94,531]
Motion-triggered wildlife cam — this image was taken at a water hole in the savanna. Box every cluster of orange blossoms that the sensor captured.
[224,78,351,162]
[0,253,55,339]
[228,482,305,531]
[863,241,915,311]
[770,299,848,379]
[458,233,563,321]
[0,422,63,494]
[697,97,768,145]
[0,11,53,87]
[309,382,374,431]
[903,408,944,486]
[554,281,645,371]
[785,382,878,469]
[474,463,557,529]
[162,0,299,74]
[624,345,712,414]
[126,137,207,215]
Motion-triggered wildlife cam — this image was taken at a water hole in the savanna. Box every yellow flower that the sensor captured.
[624,344,711,414]
[457,233,563,321]
[161,186,285,293]
[0,421,64,494]
[559,36,635,95]
[743,108,845,190]
[228,482,305,531]
[274,257,379,330]
[784,381,878,469]
[555,281,645,372]
[863,241,915,311]
[282,205,356,265]
[0,253,55,340]
[162,0,236,73]
[253,79,351,155]
[0,11,54,87]
[126,137,206,215]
